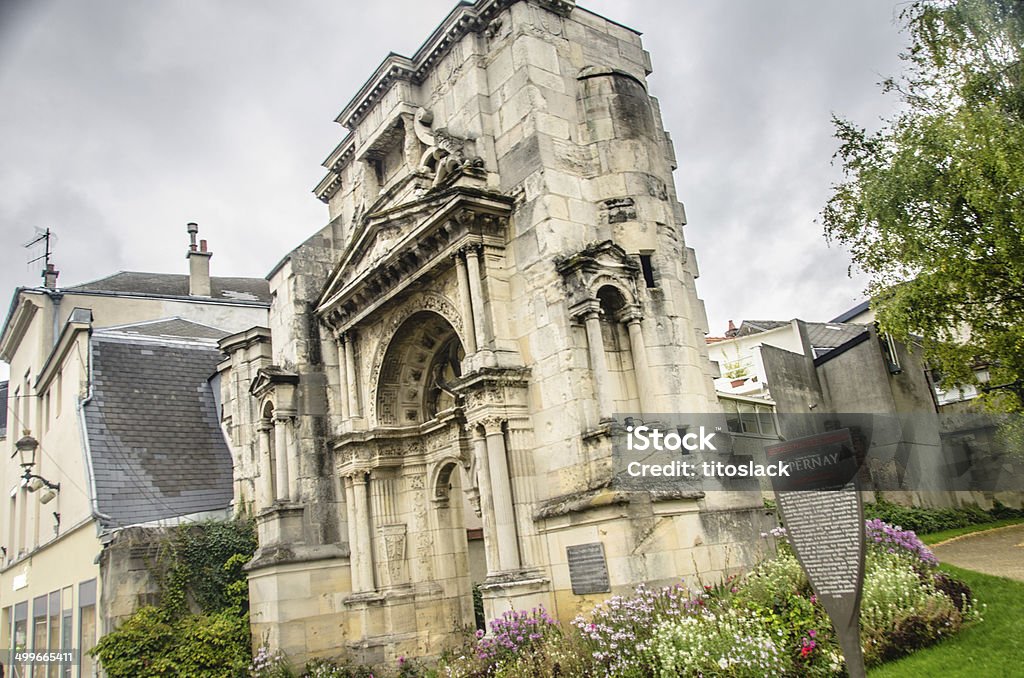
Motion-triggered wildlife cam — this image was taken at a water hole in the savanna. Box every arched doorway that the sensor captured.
[355,310,483,631]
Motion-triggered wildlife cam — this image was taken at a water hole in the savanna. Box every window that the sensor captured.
[639,253,657,288]
[79,579,97,677]
[13,601,27,662]
[22,370,31,434]
[61,587,73,678]
[55,369,63,418]
[1,606,10,661]
[17,488,26,557]
[721,397,778,437]
[8,492,16,562]
[32,594,47,658]
[47,590,60,678]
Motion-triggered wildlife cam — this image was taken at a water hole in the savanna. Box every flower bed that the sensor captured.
[429,519,980,678]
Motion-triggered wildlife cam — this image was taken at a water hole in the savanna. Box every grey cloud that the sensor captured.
[1,0,909,377]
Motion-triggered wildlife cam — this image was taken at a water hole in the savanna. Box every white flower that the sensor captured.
[718,657,729,670]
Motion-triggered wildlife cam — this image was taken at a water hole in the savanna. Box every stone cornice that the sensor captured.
[0,291,41,363]
[314,134,358,204]
[217,325,271,355]
[334,0,575,131]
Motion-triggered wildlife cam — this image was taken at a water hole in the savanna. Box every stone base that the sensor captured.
[341,583,463,665]
[248,555,353,670]
[256,503,305,547]
[479,569,552,619]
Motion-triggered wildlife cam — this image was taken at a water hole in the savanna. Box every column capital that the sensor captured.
[479,416,506,436]
[257,418,274,433]
[569,299,603,322]
[620,305,644,325]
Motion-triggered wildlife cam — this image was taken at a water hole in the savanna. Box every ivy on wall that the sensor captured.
[92,519,258,678]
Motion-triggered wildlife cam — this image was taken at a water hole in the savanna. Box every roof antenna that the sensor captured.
[25,228,59,288]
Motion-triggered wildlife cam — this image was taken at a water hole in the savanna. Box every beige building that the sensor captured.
[0,227,269,677]
[220,0,768,667]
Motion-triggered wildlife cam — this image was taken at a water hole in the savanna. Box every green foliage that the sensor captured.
[864,498,1024,534]
[860,552,975,665]
[92,519,257,678]
[869,564,1022,678]
[160,519,259,616]
[822,0,1024,409]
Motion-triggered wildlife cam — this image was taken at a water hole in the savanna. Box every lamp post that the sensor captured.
[13,431,61,501]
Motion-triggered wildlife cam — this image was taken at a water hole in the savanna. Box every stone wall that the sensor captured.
[232,0,767,667]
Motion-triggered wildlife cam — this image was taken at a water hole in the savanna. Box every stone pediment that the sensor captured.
[555,240,641,312]
[249,366,300,399]
[317,187,512,333]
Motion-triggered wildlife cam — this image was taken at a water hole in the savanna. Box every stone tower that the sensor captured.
[219,0,767,666]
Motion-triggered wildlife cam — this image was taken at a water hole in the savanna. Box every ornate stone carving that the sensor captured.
[380,523,408,584]
[555,240,642,319]
[414,108,482,189]
[367,293,466,424]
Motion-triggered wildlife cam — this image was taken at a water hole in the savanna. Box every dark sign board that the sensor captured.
[567,542,611,595]
[767,429,866,678]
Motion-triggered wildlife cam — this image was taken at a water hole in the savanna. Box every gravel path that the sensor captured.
[930,524,1024,582]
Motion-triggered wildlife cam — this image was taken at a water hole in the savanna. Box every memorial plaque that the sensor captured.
[767,429,866,678]
[567,542,611,595]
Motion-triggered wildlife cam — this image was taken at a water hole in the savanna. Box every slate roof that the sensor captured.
[100,317,230,341]
[737,319,869,358]
[82,324,233,529]
[736,320,790,337]
[831,300,871,323]
[67,271,271,304]
[803,322,867,351]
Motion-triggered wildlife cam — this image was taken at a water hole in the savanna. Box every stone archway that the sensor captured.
[375,311,465,427]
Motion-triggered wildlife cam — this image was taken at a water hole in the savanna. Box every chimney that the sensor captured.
[725,320,738,338]
[42,263,59,290]
[186,222,212,297]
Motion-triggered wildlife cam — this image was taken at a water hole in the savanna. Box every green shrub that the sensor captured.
[92,519,257,678]
[863,499,1022,535]
[860,551,973,665]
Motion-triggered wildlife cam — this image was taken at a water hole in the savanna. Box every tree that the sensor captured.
[823,0,1024,409]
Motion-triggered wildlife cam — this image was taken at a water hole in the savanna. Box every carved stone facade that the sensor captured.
[218,0,768,666]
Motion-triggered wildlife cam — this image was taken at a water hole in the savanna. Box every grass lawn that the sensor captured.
[920,518,1024,546]
[868,564,1024,677]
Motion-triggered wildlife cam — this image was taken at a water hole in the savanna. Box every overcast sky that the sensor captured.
[0,0,909,380]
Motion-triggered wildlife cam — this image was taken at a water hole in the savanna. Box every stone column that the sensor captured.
[624,313,654,415]
[582,307,615,422]
[454,251,478,354]
[472,432,499,574]
[336,335,350,420]
[344,333,362,417]
[464,245,489,351]
[273,418,290,503]
[347,473,375,592]
[282,416,300,503]
[483,418,520,571]
[257,420,274,508]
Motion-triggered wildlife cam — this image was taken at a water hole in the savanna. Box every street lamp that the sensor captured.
[12,431,61,501]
